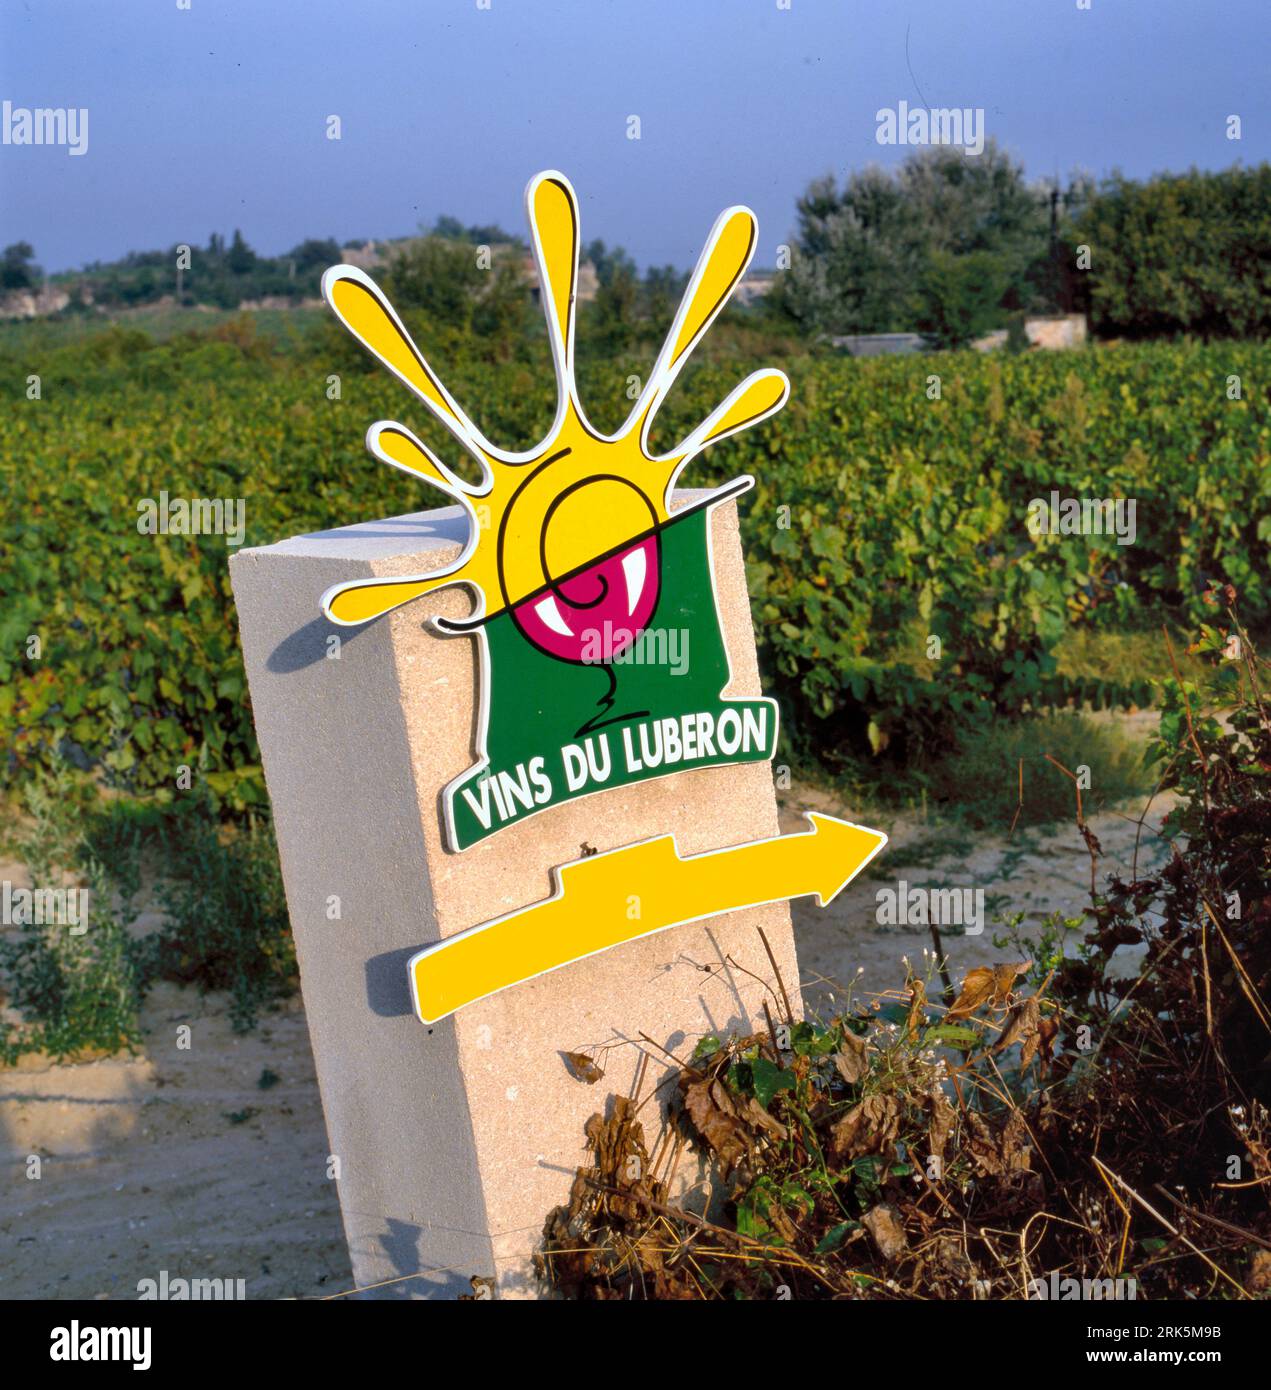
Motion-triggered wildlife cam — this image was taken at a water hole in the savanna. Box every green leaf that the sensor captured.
[849,1156,881,1189]
[924,1023,981,1047]
[814,1221,854,1254]
[751,1056,795,1110]
[790,1020,839,1057]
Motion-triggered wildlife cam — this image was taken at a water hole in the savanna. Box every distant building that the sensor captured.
[734,270,776,306]
[971,313,1087,352]
[829,314,1089,357]
[830,332,929,357]
[339,240,387,270]
[0,284,71,319]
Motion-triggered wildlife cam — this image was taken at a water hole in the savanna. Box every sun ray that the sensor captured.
[367,421,488,501]
[321,265,497,473]
[663,368,790,463]
[525,170,581,417]
[322,569,479,628]
[631,205,758,450]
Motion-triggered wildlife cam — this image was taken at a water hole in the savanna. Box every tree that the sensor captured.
[384,237,485,330]
[913,250,1013,349]
[432,215,521,247]
[574,239,639,353]
[432,214,466,241]
[643,264,688,328]
[1,242,39,291]
[227,229,256,274]
[382,236,529,348]
[1073,166,1271,339]
[775,142,1052,345]
[772,168,918,335]
[287,238,341,274]
[584,239,637,289]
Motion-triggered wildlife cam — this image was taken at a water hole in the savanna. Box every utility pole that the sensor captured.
[1047,177,1065,313]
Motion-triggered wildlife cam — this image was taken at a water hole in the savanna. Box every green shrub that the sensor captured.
[1074,166,1271,339]
[0,775,144,1062]
[135,798,296,1032]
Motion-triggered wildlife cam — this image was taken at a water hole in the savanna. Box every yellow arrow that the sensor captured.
[409,813,887,1024]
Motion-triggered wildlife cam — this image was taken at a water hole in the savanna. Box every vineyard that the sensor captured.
[1,318,1267,805]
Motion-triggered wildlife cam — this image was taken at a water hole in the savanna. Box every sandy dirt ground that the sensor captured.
[1,766,1173,1300]
[0,981,352,1301]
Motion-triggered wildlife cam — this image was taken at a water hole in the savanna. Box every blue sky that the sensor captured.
[1,0,1266,274]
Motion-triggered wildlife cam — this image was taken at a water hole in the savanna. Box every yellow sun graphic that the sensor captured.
[319,170,789,646]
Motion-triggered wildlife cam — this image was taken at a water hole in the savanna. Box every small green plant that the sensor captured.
[134,792,296,1032]
[0,774,144,1063]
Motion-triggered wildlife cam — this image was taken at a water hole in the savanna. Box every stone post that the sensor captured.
[229,494,799,1298]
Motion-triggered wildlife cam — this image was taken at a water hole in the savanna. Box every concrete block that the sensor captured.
[229,493,799,1298]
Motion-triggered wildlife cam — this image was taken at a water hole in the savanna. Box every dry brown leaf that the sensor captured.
[833,1029,870,1086]
[652,1266,699,1300]
[862,1203,908,1262]
[563,1050,605,1084]
[947,962,1029,1020]
[764,1194,801,1246]
[996,996,1041,1064]
[928,1088,957,1163]
[830,1093,902,1160]
[580,1095,653,1221]
[1246,1249,1271,1295]
[945,966,996,1020]
[905,979,927,1040]
[738,1090,789,1142]
[1037,1014,1060,1068]
[966,1108,1033,1176]
[965,1111,1003,1175]
[683,1078,752,1172]
[1001,1109,1034,1171]
[992,961,1030,1002]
